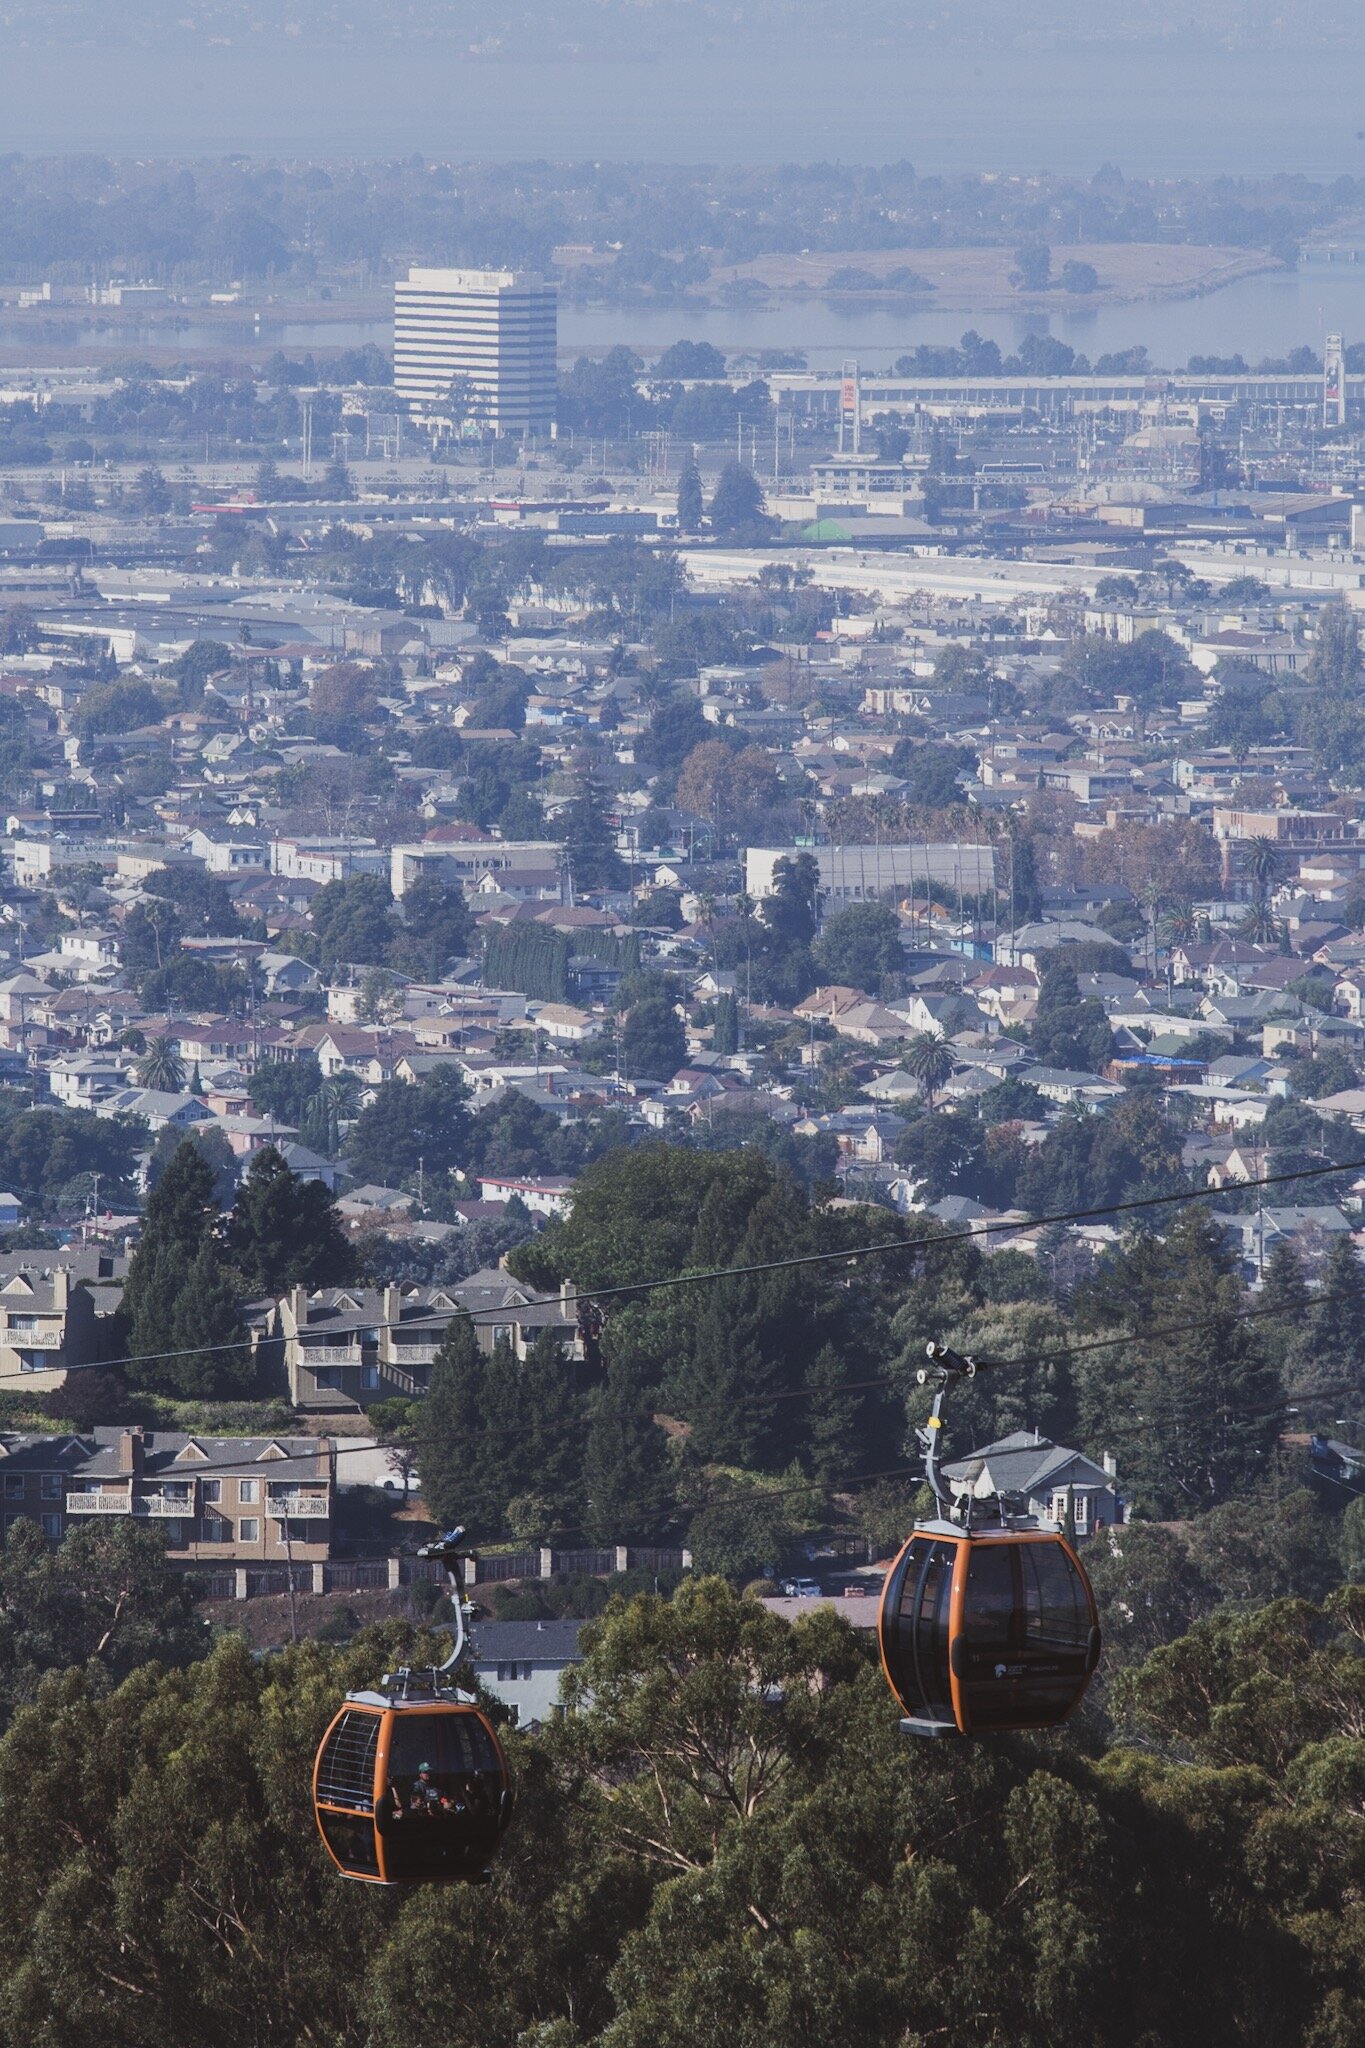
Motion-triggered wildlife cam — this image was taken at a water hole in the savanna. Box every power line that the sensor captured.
[79,1141,1365,1387]
[56,1257,1365,1488]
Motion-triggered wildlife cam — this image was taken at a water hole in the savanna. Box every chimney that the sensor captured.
[118,1427,144,1475]
[53,1269,69,1312]
[383,1284,401,1327]
[1102,1451,1117,1479]
[289,1285,308,1329]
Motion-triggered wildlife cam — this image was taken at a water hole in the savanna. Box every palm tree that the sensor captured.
[1238,903,1280,945]
[1157,899,1196,950]
[1139,878,1163,979]
[1243,834,1281,902]
[697,891,720,977]
[904,1031,955,1109]
[300,1073,362,1157]
[734,889,757,1022]
[136,1038,186,1093]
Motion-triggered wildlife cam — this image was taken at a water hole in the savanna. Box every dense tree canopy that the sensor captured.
[345,1066,473,1190]
[0,1573,1359,2046]
[225,1145,357,1297]
[810,900,904,991]
[0,1098,144,1214]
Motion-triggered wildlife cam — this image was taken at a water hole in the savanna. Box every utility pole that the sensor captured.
[282,1505,298,1645]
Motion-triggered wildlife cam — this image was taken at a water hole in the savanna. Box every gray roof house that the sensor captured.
[469,1619,586,1728]
[1211,1205,1353,1268]
[941,1431,1122,1539]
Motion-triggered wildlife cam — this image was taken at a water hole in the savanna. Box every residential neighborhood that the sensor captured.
[1,430,1365,1572]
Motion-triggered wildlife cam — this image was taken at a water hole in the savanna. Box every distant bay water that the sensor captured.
[560,260,1365,366]
[0,35,1363,178]
[39,259,1365,372]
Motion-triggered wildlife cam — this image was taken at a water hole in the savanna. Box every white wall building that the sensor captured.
[745,843,998,909]
[270,838,388,885]
[478,1174,575,1219]
[394,267,557,435]
[390,840,563,898]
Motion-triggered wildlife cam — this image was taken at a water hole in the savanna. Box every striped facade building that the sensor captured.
[393,266,557,434]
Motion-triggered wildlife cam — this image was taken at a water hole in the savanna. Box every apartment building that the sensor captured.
[273,1277,583,1413]
[0,1266,99,1391]
[0,1427,333,1564]
[393,267,557,434]
[478,1173,576,1219]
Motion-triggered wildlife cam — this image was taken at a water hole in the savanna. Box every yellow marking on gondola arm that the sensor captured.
[926,1416,942,1429]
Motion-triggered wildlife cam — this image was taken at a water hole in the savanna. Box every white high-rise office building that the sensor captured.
[393,266,557,435]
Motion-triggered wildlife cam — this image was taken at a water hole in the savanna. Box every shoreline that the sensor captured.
[0,245,1316,372]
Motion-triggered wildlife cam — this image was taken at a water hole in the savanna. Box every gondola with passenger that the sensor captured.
[313,1530,513,1884]
[878,1344,1101,1737]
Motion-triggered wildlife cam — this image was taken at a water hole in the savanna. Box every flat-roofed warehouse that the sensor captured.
[394,266,557,435]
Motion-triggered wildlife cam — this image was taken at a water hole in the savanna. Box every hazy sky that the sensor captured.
[0,1,1362,169]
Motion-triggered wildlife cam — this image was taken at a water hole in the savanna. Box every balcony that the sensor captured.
[136,1493,194,1518]
[301,1346,364,1366]
[267,1492,329,1519]
[66,1491,132,1514]
[386,1341,441,1365]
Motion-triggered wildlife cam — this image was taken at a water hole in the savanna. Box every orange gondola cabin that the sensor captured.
[314,1687,511,1885]
[878,1345,1102,1737]
[878,1523,1100,1736]
[312,1531,513,1885]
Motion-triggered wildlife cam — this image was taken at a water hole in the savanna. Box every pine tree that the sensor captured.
[582,1354,673,1541]
[621,994,686,1081]
[764,853,819,947]
[1258,1239,1309,1370]
[167,1239,250,1399]
[123,1242,190,1391]
[140,1138,218,1253]
[123,1141,227,1390]
[803,1343,862,1486]
[708,462,767,537]
[517,1329,588,1529]
[413,1315,503,1537]
[1074,1211,1283,1515]
[1307,601,1362,693]
[676,463,704,533]
[685,1151,779,1270]
[564,775,625,893]
[677,1281,791,1470]
[713,991,739,1055]
[1289,1234,1365,1428]
[226,1145,356,1297]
